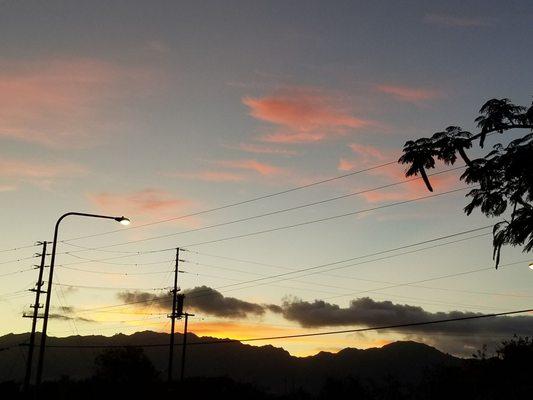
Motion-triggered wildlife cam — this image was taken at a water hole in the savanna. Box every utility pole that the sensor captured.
[180,311,194,381]
[22,241,47,393]
[167,247,183,383]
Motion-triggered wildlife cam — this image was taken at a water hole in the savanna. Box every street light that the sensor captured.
[116,216,130,225]
[529,262,533,270]
[35,212,130,388]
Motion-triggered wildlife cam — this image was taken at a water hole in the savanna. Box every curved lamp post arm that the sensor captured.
[35,212,129,388]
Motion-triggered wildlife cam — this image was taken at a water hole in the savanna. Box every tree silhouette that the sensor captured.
[93,347,159,385]
[399,98,533,267]
[398,138,438,192]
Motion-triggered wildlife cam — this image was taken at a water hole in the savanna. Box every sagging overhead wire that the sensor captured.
[61,160,399,243]
[27,307,533,349]
[71,231,502,314]
[56,166,466,255]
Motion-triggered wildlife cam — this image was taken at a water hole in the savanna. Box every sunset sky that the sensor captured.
[1,0,532,357]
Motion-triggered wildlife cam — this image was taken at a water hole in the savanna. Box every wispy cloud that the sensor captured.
[243,87,370,144]
[216,159,286,176]
[0,184,17,192]
[0,58,158,148]
[376,85,441,104]
[0,158,88,189]
[0,158,87,179]
[424,13,495,28]
[167,170,246,183]
[165,159,288,184]
[88,188,194,224]
[225,142,299,156]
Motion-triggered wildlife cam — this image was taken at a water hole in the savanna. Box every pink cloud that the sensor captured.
[226,142,299,156]
[217,159,286,176]
[166,170,246,182]
[0,58,156,148]
[0,158,87,179]
[376,85,440,104]
[164,159,288,185]
[338,158,357,172]
[0,158,88,190]
[243,87,370,143]
[0,184,17,192]
[88,189,194,223]
[338,143,394,172]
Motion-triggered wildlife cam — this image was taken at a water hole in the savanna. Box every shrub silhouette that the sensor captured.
[92,347,159,385]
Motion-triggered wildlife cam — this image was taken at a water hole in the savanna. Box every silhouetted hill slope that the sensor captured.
[0,331,459,393]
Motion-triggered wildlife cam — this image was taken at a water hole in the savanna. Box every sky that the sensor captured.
[1,0,532,358]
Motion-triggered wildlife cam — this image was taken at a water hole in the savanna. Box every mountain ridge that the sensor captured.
[0,331,460,393]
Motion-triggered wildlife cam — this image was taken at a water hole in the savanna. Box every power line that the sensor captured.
[72,235,503,315]
[0,267,35,278]
[184,225,492,293]
[62,253,173,266]
[31,307,533,348]
[322,260,530,301]
[62,160,398,243]
[0,255,38,266]
[62,226,491,312]
[65,167,466,253]
[53,283,169,291]
[186,232,493,287]
[0,244,39,253]
[51,231,495,303]
[42,187,474,273]
[56,265,174,276]
[179,187,470,248]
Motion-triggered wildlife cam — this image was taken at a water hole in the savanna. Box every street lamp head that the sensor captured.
[115,216,131,226]
[529,262,533,270]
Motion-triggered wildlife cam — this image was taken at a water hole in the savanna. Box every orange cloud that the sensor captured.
[217,159,286,176]
[376,85,440,104]
[0,58,156,148]
[166,170,246,182]
[243,87,369,143]
[88,189,194,223]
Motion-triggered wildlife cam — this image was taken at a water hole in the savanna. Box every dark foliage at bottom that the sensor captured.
[5,336,533,400]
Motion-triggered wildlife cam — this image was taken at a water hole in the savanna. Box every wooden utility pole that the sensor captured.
[22,241,47,392]
[180,312,194,381]
[167,247,181,382]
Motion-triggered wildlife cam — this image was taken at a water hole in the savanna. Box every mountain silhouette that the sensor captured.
[0,331,459,394]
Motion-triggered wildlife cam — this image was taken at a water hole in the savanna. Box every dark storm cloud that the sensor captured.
[280,297,533,336]
[116,290,170,309]
[117,286,268,318]
[184,286,266,318]
[116,288,533,355]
